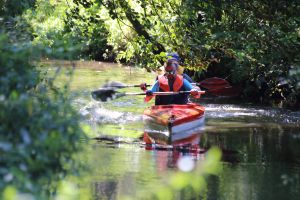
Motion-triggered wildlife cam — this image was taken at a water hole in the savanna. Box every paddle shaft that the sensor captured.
[103,77,230,90]
[112,84,151,88]
[92,77,238,101]
[124,91,205,96]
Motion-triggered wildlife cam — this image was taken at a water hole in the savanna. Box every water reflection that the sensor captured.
[143,130,204,168]
[91,181,118,200]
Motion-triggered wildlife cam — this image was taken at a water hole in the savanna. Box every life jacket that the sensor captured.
[158,74,183,92]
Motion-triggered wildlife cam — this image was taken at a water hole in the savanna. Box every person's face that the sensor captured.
[165,64,177,80]
[166,70,176,79]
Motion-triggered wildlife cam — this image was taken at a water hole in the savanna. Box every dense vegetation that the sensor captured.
[0,1,86,199]
[2,0,298,107]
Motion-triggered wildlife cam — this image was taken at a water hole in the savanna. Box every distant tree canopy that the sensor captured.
[68,0,299,106]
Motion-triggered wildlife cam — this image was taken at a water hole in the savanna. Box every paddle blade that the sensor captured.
[91,88,125,102]
[102,81,127,89]
[198,77,230,90]
[101,81,151,89]
[208,86,241,97]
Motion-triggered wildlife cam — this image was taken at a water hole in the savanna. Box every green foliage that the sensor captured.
[20,0,80,60]
[90,0,300,107]
[0,33,85,198]
[0,0,35,17]
[18,0,110,61]
[6,0,297,106]
[64,0,111,60]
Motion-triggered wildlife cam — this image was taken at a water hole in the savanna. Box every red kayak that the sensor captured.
[143,103,205,145]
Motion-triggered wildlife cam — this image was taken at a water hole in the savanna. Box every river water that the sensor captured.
[48,61,300,200]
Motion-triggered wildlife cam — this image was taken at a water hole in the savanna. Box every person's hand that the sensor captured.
[140,82,148,91]
[190,89,200,98]
[145,90,153,96]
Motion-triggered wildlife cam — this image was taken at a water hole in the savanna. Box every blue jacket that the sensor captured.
[183,73,194,83]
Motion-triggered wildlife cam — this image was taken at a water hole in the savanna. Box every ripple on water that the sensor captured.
[204,103,300,125]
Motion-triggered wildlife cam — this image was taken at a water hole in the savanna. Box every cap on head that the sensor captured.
[167,52,181,62]
[165,59,178,75]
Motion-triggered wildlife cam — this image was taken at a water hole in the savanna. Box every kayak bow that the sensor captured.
[143,103,205,145]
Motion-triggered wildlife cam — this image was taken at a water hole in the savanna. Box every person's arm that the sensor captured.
[183,73,194,83]
[183,79,193,90]
[183,79,201,98]
[149,81,159,92]
[144,80,159,102]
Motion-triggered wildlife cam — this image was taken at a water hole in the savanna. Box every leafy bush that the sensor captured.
[21,0,111,61]
[0,34,85,198]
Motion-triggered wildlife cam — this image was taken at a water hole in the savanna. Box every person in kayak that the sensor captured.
[139,52,194,91]
[166,52,194,83]
[145,59,200,105]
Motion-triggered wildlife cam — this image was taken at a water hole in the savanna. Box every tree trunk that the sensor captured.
[118,0,165,54]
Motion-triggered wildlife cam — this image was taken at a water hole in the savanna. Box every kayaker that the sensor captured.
[139,52,194,91]
[166,52,194,83]
[145,59,200,105]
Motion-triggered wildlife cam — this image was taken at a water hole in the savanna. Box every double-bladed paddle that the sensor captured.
[91,88,205,102]
[101,77,229,90]
[96,77,240,99]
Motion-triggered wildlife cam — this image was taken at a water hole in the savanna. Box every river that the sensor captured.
[47,60,300,200]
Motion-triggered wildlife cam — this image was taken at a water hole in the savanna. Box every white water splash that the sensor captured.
[79,101,142,124]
